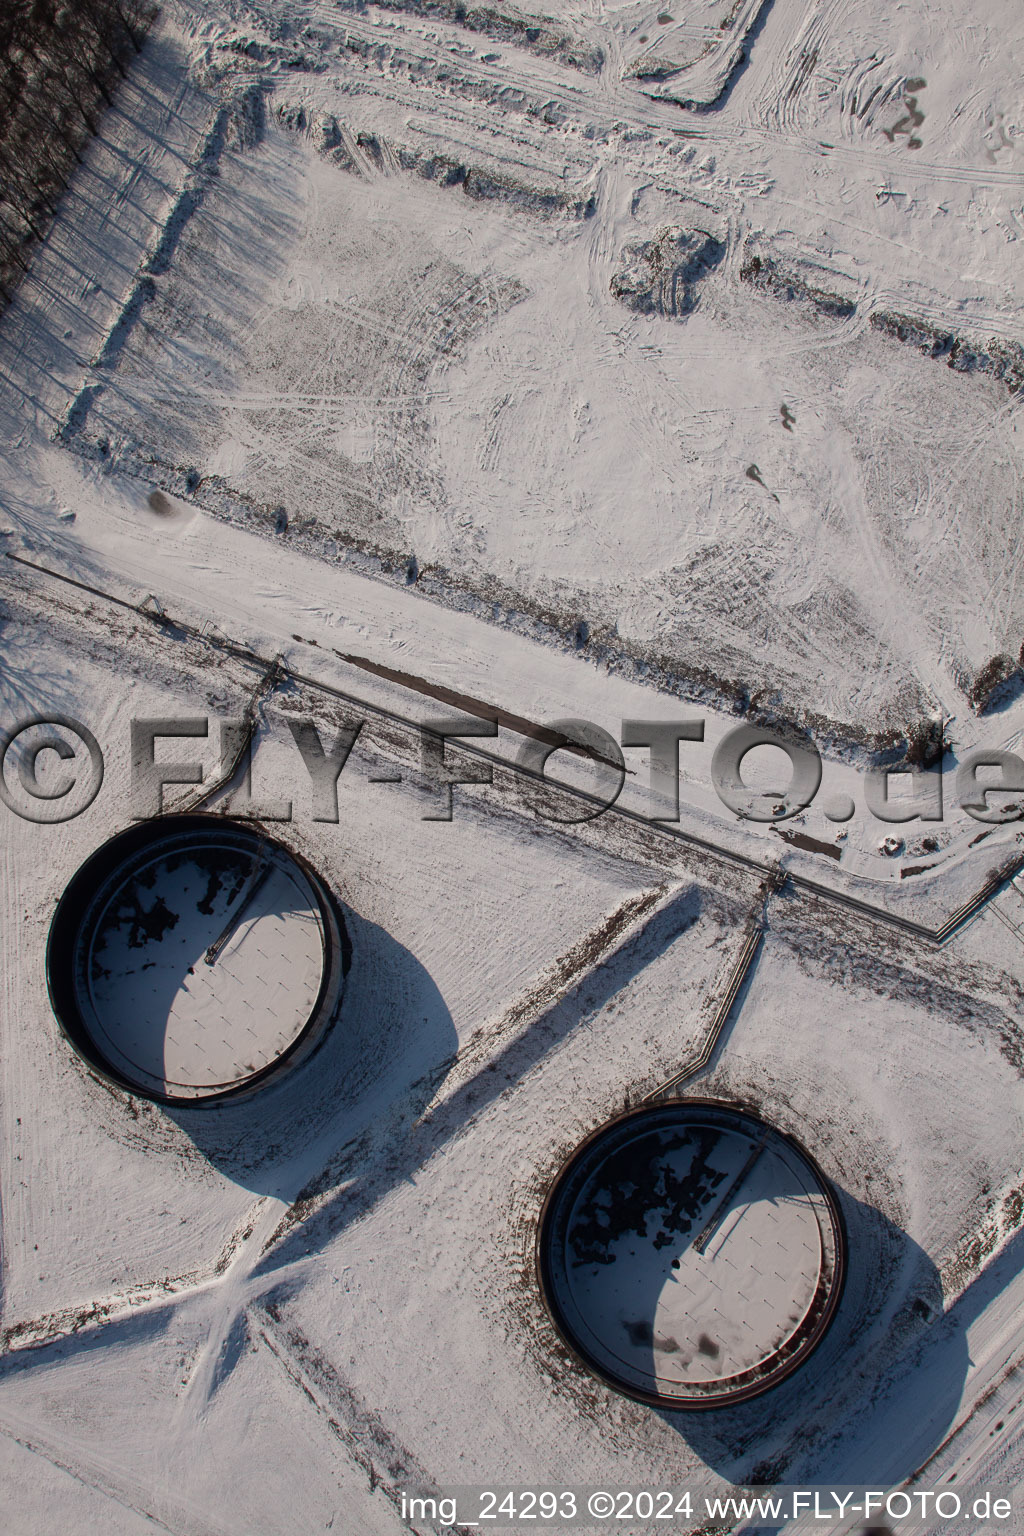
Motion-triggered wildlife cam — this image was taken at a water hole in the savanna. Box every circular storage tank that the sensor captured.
[47,816,346,1105]
[538,1100,845,1408]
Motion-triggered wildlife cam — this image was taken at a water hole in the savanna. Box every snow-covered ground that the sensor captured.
[2,0,1024,1530]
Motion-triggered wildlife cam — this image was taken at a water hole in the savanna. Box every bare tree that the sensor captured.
[0,0,156,307]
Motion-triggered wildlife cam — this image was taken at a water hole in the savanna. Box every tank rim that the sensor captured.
[534,1096,848,1411]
